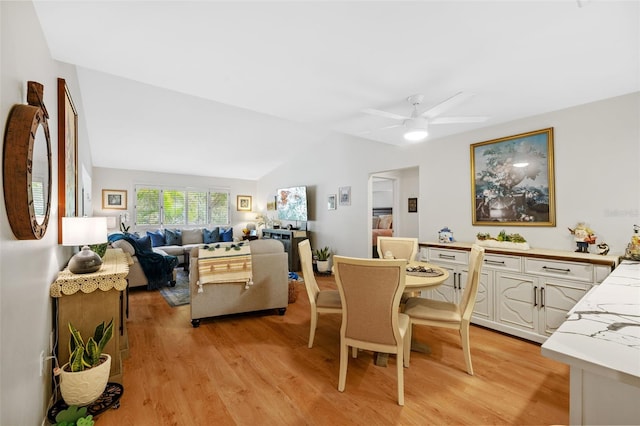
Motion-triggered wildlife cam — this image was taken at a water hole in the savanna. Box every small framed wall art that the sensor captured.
[237,195,252,211]
[408,197,418,213]
[102,189,127,210]
[338,186,351,206]
[328,194,337,210]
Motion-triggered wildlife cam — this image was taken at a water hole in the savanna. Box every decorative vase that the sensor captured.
[60,354,111,406]
[316,260,330,273]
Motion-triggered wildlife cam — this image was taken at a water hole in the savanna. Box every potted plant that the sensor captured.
[314,246,331,273]
[59,319,113,406]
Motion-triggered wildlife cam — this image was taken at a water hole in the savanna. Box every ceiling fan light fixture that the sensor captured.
[403,117,428,142]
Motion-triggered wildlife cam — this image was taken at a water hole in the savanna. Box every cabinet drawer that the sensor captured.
[428,248,468,265]
[482,253,521,272]
[524,258,593,282]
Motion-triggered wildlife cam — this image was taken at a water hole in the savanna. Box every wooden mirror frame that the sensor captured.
[2,81,52,239]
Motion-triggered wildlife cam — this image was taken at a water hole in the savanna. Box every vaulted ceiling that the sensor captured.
[33,1,639,180]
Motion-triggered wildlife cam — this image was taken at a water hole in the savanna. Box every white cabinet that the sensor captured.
[423,243,618,343]
[425,248,491,320]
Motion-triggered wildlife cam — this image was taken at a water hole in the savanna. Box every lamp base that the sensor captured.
[68,246,103,274]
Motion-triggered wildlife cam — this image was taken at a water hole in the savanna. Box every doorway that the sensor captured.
[369,167,419,258]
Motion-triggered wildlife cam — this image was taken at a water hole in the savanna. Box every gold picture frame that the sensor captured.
[237,195,252,211]
[102,189,127,210]
[57,78,78,243]
[471,127,555,226]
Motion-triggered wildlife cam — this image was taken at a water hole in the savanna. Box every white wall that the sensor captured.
[92,167,258,236]
[260,92,639,258]
[0,2,92,424]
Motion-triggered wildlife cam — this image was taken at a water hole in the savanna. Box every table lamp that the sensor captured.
[62,217,108,274]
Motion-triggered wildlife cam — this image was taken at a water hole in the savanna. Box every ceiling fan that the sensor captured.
[362,92,489,142]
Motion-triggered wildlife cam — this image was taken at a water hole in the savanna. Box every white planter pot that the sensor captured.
[317,260,330,273]
[60,354,111,406]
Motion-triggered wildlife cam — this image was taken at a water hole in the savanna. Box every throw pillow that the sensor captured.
[131,234,152,252]
[220,227,233,242]
[378,214,393,229]
[372,216,380,229]
[147,229,166,247]
[182,228,204,245]
[203,227,221,244]
[164,228,182,245]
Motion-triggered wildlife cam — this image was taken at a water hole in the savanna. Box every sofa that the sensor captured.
[189,239,289,327]
[109,236,178,289]
[144,226,234,269]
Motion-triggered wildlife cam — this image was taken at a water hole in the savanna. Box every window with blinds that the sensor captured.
[135,185,229,227]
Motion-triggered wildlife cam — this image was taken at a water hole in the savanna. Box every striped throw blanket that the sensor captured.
[197,242,253,293]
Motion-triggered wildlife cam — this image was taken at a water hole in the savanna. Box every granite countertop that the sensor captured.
[541,260,640,385]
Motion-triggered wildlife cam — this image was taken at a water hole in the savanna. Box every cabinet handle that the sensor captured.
[542,266,571,273]
[484,259,505,265]
[439,254,456,260]
[533,286,538,307]
[540,287,545,308]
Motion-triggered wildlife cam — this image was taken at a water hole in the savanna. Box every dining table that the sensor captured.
[373,260,449,367]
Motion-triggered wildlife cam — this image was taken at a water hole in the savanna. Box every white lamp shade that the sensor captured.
[62,217,108,246]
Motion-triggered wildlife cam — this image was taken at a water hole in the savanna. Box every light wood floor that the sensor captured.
[97,274,569,425]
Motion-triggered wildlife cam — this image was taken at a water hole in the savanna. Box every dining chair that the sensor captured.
[298,239,342,348]
[333,255,411,406]
[403,244,485,375]
[377,236,419,261]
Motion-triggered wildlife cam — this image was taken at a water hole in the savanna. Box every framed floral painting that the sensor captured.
[471,128,555,226]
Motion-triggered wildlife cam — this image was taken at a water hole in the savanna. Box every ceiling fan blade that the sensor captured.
[357,123,402,135]
[362,108,409,121]
[421,92,476,119]
[431,116,489,124]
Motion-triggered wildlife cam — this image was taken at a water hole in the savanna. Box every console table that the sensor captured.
[51,248,129,383]
[261,228,308,271]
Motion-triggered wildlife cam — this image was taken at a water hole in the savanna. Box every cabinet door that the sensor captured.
[495,272,538,333]
[460,268,492,321]
[425,263,456,302]
[539,278,590,336]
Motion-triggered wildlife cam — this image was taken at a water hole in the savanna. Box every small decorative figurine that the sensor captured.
[568,222,596,253]
[438,227,454,243]
[597,242,610,255]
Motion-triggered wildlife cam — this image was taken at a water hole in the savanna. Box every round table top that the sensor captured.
[405,261,449,291]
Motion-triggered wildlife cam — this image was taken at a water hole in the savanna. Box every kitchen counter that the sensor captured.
[541,260,640,425]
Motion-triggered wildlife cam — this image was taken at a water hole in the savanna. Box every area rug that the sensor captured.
[159,269,190,307]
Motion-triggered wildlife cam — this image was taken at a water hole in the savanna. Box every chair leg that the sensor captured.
[403,325,412,368]
[396,348,405,406]
[460,323,473,375]
[308,311,318,348]
[338,341,349,392]
[351,346,358,358]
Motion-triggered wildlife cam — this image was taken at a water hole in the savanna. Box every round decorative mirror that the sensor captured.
[2,82,52,239]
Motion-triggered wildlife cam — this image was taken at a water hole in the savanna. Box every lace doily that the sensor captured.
[50,249,130,297]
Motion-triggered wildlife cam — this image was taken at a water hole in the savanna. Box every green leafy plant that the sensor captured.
[313,246,331,261]
[477,230,527,243]
[67,319,114,372]
[54,405,94,426]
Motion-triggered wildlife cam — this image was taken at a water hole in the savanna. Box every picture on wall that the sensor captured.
[471,127,555,226]
[57,78,78,243]
[102,189,127,210]
[328,194,337,210]
[339,186,351,206]
[237,195,252,211]
[408,197,417,213]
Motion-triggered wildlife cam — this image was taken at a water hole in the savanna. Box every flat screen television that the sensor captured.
[276,186,308,222]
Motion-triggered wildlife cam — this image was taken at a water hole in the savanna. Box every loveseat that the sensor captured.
[189,239,289,327]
